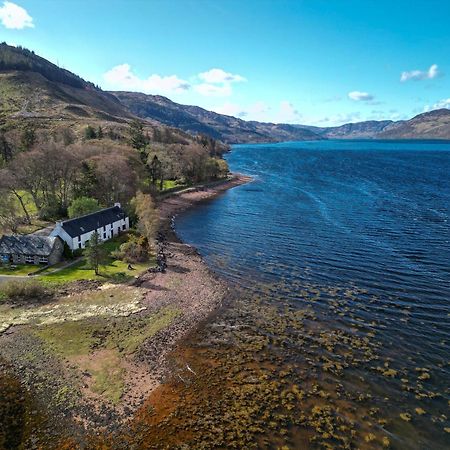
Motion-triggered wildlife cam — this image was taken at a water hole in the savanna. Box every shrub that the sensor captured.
[112,235,149,263]
[1,279,47,301]
[68,197,100,219]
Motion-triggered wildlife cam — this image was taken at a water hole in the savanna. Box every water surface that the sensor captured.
[175,140,450,449]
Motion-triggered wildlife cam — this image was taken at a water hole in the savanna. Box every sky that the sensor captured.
[1,0,449,126]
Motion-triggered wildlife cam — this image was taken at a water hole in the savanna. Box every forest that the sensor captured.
[0,119,230,234]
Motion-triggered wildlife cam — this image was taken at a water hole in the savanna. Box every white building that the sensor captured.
[50,203,130,251]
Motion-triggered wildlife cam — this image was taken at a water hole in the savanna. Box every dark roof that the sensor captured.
[60,206,127,238]
[0,235,60,256]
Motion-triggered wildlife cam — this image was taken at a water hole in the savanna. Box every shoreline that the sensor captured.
[0,173,253,445]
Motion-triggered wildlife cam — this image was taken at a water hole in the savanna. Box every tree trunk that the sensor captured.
[13,190,31,224]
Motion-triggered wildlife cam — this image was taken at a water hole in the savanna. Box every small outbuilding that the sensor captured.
[0,235,64,266]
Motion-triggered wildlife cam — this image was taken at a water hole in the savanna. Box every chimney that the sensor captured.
[114,202,121,208]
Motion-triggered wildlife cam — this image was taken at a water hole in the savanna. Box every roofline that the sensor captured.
[60,205,124,226]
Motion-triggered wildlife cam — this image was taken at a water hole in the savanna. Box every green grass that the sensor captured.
[0,264,41,276]
[33,306,181,403]
[16,190,38,215]
[39,235,154,284]
[90,354,125,404]
[34,307,181,357]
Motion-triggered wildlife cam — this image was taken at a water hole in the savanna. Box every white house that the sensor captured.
[50,203,130,251]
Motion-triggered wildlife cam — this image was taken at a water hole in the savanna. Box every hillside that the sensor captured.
[298,120,394,139]
[112,91,322,143]
[378,109,450,139]
[0,44,133,123]
[1,44,449,143]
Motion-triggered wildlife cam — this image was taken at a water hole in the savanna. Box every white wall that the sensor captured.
[69,217,130,250]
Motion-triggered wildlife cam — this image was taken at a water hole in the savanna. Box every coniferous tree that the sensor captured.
[129,120,147,150]
[84,125,97,140]
[85,231,108,275]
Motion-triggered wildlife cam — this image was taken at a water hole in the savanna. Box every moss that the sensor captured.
[33,306,181,358]
[89,353,125,404]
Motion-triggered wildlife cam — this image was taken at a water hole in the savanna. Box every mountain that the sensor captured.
[111,91,322,143]
[378,109,450,139]
[298,120,394,139]
[1,43,449,143]
[0,44,132,123]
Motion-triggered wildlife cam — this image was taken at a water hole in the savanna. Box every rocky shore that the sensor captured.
[0,174,252,448]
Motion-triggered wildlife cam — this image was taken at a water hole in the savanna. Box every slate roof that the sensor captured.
[59,206,127,238]
[0,235,60,256]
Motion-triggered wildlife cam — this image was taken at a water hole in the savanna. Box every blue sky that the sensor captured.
[1,0,449,125]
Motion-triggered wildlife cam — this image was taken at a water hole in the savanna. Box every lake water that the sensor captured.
[174,140,450,449]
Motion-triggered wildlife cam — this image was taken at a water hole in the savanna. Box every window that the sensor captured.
[122,224,126,230]
[25,255,34,264]
[39,257,48,264]
[103,233,107,239]
[79,243,82,249]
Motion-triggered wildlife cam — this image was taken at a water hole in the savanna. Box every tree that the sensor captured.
[0,169,32,224]
[9,142,80,216]
[132,192,159,253]
[0,133,12,163]
[20,125,36,151]
[68,197,100,218]
[84,125,97,140]
[85,231,108,275]
[149,154,162,187]
[129,120,147,150]
[0,193,21,233]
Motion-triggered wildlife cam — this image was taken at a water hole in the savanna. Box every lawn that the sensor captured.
[0,264,41,276]
[39,234,154,284]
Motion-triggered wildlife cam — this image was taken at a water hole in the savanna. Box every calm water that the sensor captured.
[175,140,450,448]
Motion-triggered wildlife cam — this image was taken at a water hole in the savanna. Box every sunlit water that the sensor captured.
[174,140,450,449]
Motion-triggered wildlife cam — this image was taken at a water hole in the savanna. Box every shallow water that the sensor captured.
[173,140,450,449]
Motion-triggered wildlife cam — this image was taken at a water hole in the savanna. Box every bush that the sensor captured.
[1,279,47,301]
[38,203,66,220]
[112,235,149,263]
[68,197,100,218]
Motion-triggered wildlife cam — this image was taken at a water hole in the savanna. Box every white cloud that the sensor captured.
[277,101,301,123]
[0,1,33,29]
[103,64,247,98]
[313,111,362,127]
[103,64,190,95]
[198,68,246,84]
[213,102,246,117]
[432,98,450,109]
[194,83,232,97]
[213,101,269,120]
[348,91,374,101]
[194,68,246,97]
[400,64,440,82]
[214,100,299,123]
[424,98,450,112]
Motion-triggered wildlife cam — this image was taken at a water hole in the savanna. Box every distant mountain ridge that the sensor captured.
[111,91,322,143]
[1,43,450,142]
[297,120,394,139]
[378,109,450,139]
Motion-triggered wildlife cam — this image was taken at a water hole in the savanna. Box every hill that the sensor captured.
[111,91,322,143]
[1,44,449,143]
[298,120,394,139]
[378,109,450,139]
[0,43,132,123]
